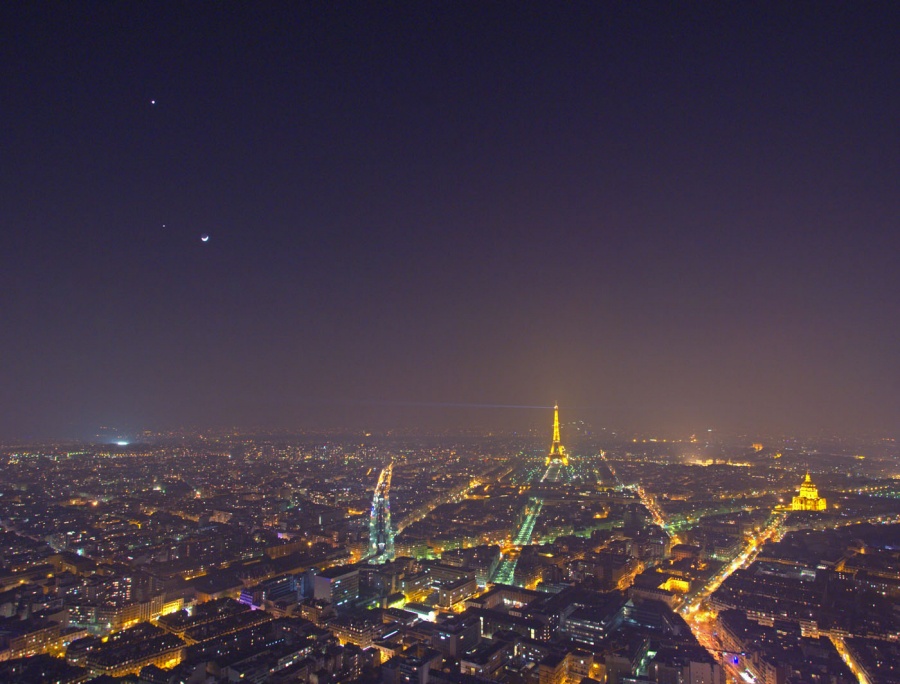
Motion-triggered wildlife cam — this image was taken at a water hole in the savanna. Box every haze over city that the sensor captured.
[3,3,899,441]
[2,5,900,682]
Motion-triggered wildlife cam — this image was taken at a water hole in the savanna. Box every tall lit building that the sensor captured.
[791,472,827,511]
[313,566,360,609]
[545,404,568,466]
[368,462,394,562]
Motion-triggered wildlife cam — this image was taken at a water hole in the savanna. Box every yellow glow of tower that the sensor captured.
[546,404,568,466]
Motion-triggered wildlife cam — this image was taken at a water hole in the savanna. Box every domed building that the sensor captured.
[791,472,827,511]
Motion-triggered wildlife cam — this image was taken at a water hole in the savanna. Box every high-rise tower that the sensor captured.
[368,462,394,562]
[545,404,568,466]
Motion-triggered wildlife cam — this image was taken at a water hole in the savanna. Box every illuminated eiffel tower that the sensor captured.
[545,404,568,466]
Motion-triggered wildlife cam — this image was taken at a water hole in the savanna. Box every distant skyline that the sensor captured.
[2,3,899,440]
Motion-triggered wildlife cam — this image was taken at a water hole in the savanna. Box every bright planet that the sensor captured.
[201,234,209,242]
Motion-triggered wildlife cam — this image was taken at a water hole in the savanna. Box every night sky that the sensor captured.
[2,3,899,440]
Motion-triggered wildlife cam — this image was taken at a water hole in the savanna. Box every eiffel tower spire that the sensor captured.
[552,404,561,446]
